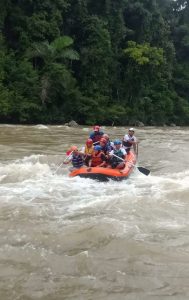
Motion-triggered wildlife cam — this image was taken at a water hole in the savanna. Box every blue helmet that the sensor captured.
[94,145,102,151]
[114,139,122,145]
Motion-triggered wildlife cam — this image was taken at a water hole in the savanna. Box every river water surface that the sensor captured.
[0,125,189,300]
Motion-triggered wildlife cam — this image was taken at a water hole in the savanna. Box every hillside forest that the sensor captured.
[0,0,189,125]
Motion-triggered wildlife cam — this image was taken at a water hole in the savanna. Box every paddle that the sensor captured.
[53,151,73,175]
[112,153,150,176]
[93,141,100,145]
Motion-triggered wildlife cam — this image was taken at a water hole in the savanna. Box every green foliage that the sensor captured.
[26,36,79,112]
[0,0,189,125]
[78,16,113,97]
[124,41,164,65]
[27,36,79,67]
[0,84,14,118]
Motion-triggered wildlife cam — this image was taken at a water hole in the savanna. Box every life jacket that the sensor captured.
[72,154,84,168]
[112,149,125,163]
[109,149,125,168]
[84,145,94,155]
[122,135,134,149]
[91,151,103,167]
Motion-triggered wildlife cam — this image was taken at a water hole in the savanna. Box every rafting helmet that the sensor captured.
[114,139,122,145]
[93,125,100,132]
[70,145,78,151]
[129,128,135,132]
[86,138,93,146]
[94,145,102,151]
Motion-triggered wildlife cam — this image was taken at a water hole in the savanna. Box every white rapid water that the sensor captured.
[0,125,189,300]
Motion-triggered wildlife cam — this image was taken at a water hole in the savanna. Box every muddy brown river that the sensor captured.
[0,125,189,300]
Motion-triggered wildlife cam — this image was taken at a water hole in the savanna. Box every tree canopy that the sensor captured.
[0,0,189,125]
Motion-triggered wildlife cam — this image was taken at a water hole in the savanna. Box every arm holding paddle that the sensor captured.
[122,128,139,155]
[63,154,72,164]
[107,139,127,169]
[54,146,82,174]
[112,153,150,176]
[63,146,85,165]
[53,151,73,174]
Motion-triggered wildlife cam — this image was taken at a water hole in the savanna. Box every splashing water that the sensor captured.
[0,125,189,300]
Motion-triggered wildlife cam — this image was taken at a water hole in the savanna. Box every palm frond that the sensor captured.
[59,49,80,60]
[51,36,74,51]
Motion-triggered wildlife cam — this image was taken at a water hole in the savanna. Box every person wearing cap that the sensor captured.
[89,125,104,143]
[122,128,137,154]
[108,139,126,169]
[89,145,107,167]
[64,146,85,170]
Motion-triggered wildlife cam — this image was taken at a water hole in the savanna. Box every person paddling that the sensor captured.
[63,146,85,171]
[108,139,126,169]
[122,128,137,154]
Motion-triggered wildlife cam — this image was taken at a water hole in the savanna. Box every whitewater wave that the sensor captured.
[33,124,49,129]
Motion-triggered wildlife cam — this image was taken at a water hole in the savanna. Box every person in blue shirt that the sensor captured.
[89,125,104,144]
[101,134,114,151]
[99,137,112,155]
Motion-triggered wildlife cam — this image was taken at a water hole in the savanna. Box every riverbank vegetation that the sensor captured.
[0,0,189,125]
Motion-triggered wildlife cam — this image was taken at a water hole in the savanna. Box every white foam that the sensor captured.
[15,154,46,164]
[0,161,50,183]
[34,124,49,129]
[1,152,189,226]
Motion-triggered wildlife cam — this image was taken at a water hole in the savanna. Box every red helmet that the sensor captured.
[100,137,107,144]
[93,125,100,132]
[86,138,93,146]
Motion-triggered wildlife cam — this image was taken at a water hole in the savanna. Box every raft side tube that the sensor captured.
[69,151,136,181]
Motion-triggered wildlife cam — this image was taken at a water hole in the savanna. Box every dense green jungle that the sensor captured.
[0,0,189,125]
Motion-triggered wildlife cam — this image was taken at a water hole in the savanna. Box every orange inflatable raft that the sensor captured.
[69,151,137,181]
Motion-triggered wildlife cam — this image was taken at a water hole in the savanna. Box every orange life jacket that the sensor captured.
[91,151,103,167]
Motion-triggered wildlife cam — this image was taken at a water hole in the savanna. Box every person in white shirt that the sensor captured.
[122,128,137,154]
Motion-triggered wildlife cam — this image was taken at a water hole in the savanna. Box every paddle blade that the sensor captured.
[137,166,150,176]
